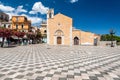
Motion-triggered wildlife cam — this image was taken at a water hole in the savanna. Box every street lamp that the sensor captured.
[109,29,115,47]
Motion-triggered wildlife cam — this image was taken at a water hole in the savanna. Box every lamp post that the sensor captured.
[109,29,115,47]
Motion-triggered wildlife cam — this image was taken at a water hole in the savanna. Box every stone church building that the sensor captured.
[40,9,100,46]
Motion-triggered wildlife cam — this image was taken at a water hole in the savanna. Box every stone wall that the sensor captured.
[99,41,117,46]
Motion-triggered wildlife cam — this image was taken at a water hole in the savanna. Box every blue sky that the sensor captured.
[0,0,120,36]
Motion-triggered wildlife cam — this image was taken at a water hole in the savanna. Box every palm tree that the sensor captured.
[110,29,115,47]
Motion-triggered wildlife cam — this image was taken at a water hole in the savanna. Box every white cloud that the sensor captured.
[7,12,43,25]
[0,3,27,14]
[29,11,36,14]
[6,12,17,19]
[0,4,27,19]
[70,0,78,3]
[16,5,27,14]
[0,4,15,12]
[6,12,43,25]
[29,2,49,14]
[21,14,43,24]
[0,2,44,25]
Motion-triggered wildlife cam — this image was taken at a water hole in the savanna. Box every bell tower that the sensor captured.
[47,9,54,44]
[47,9,54,19]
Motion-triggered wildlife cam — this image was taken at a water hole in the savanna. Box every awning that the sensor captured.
[11,36,18,39]
[23,35,28,39]
[11,36,22,39]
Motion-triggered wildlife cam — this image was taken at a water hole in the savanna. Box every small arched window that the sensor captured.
[49,12,52,18]
[4,24,6,28]
[16,24,18,29]
[21,24,24,29]
[8,25,11,28]
[44,30,47,33]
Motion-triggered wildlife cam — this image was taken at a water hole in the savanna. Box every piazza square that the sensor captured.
[0,44,120,80]
[0,0,120,80]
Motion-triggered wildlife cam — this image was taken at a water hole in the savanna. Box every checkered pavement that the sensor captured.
[0,44,120,80]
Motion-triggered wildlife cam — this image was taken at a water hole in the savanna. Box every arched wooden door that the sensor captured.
[74,37,79,45]
[57,37,62,44]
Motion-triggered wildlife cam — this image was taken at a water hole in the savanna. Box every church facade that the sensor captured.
[40,9,100,46]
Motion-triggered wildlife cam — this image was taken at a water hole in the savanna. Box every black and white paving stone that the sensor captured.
[0,44,120,80]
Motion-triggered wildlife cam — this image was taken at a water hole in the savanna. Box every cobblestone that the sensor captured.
[0,44,120,80]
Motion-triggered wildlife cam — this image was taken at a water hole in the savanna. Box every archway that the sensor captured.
[74,37,79,45]
[57,37,62,44]
[54,30,64,45]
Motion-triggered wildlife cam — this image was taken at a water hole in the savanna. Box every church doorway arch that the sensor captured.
[74,37,79,45]
[57,37,62,44]
[54,30,64,45]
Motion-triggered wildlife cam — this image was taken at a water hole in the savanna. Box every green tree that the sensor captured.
[100,34,111,41]
[101,34,120,45]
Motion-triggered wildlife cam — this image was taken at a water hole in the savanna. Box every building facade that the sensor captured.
[40,20,47,43]
[0,12,10,27]
[72,29,100,45]
[1,21,12,29]
[30,26,38,33]
[12,16,31,32]
[41,9,100,46]
[0,12,9,22]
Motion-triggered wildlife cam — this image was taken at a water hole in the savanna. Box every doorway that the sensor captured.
[57,37,62,44]
[74,37,79,45]
[94,38,98,46]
